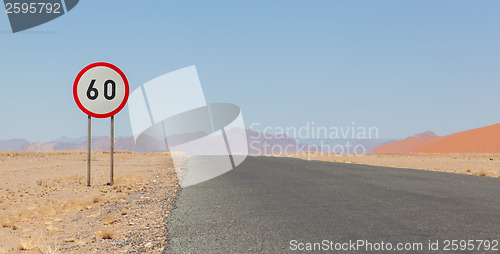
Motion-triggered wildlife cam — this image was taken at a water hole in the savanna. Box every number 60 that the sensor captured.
[87,79,116,100]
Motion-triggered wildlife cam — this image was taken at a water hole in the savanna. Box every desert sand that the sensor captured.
[1,150,499,253]
[373,123,500,154]
[414,123,500,153]
[272,152,500,178]
[372,136,443,154]
[0,151,182,254]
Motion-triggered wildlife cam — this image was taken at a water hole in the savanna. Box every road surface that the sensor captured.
[165,156,500,253]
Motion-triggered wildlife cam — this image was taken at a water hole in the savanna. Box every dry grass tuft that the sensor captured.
[102,215,119,225]
[62,237,75,243]
[97,227,116,240]
[476,170,487,177]
[62,197,96,212]
[74,240,86,247]
[36,240,59,254]
[0,216,13,228]
[17,238,35,250]
[44,222,65,233]
[109,193,127,203]
[87,211,101,219]
[0,215,19,230]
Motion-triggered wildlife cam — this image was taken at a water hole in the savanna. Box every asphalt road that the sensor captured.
[165,156,500,253]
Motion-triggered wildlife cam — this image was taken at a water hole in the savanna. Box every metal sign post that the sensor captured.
[87,115,91,187]
[73,62,129,187]
[110,116,114,185]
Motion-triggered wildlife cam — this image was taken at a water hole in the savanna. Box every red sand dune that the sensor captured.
[413,123,500,153]
[372,136,443,154]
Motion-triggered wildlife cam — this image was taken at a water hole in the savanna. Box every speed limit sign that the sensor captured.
[73,62,129,118]
[73,62,129,187]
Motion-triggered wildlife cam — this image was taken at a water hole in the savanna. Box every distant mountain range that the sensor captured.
[10,136,137,152]
[372,131,442,154]
[373,123,500,154]
[0,129,395,154]
[7,124,495,154]
[0,138,29,151]
[408,130,437,138]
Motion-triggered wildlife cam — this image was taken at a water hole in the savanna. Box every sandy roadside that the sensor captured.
[2,151,499,253]
[0,151,184,254]
[270,153,500,178]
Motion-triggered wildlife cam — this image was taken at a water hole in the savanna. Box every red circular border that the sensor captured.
[73,62,129,118]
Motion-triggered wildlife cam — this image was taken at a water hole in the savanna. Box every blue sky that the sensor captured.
[0,1,499,142]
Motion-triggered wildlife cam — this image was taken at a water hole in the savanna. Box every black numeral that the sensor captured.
[87,79,98,100]
[104,80,116,100]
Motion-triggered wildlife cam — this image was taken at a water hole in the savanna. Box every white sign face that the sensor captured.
[73,63,129,118]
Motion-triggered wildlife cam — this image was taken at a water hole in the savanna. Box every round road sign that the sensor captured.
[73,62,129,118]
